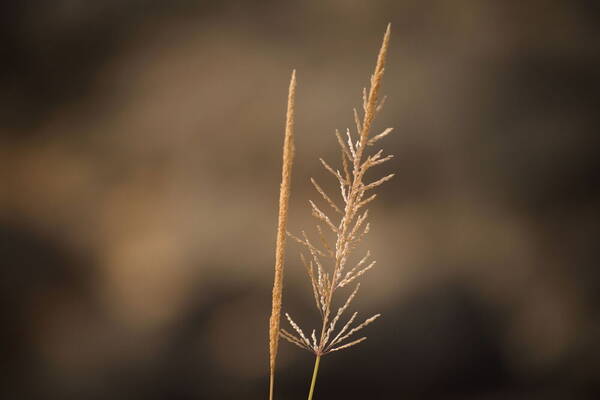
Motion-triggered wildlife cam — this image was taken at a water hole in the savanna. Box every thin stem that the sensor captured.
[269,372,274,400]
[307,355,321,400]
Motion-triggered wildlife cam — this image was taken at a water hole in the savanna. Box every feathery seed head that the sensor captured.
[280,25,394,357]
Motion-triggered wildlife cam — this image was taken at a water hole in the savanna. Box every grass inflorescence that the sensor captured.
[269,24,393,400]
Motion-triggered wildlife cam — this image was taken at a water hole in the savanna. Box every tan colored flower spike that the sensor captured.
[268,69,296,400]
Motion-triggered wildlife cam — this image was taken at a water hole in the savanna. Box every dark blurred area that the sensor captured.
[1,1,599,399]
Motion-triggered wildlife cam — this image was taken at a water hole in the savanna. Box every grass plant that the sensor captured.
[269,24,393,400]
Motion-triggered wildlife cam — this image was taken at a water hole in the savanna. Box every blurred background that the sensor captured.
[1,1,599,399]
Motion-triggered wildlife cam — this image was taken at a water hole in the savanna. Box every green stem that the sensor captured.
[307,355,321,400]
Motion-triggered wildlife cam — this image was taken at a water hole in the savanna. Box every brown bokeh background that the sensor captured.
[1,1,599,399]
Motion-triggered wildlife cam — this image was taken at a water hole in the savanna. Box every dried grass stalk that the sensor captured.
[268,70,296,400]
[279,23,393,400]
